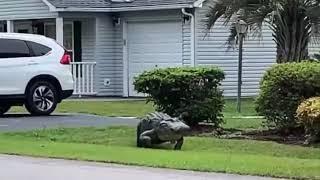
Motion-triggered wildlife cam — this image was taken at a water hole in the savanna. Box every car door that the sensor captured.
[0,38,33,95]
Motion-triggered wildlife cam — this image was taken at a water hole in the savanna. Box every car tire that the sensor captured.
[25,81,58,116]
[0,105,11,116]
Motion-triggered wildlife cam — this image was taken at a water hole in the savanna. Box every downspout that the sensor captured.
[182,8,196,67]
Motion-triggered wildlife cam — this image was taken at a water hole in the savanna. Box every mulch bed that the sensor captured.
[188,124,319,146]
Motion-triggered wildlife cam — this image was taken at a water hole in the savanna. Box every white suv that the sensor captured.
[0,33,74,116]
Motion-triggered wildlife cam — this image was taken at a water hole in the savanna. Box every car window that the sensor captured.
[26,41,52,57]
[0,38,30,58]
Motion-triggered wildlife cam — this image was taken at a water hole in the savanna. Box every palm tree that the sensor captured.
[205,0,320,63]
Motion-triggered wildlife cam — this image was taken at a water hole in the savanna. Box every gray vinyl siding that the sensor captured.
[81,19,96,63]
[97,10,189,96]
[95,14,123,96]
[0,0,57,20]
[182,19,191,65]
[308,39,320,57]
[112,21,125,96]
[195,4,276,97]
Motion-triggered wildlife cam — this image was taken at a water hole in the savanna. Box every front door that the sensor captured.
[73,21,82,62]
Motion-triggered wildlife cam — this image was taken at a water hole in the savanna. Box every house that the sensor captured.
[0,0,283,97]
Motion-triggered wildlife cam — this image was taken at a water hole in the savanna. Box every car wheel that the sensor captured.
[0,105,11,116]
[25,81,58,116]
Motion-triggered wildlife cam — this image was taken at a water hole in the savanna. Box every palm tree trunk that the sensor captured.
[274,3,309,63]
[276,33,309,63]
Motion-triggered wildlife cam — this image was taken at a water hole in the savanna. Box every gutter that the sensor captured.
[181,8,196,67]
[53,4,194,12]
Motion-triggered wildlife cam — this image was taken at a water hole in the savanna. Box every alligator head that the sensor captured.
[155,116,191,141]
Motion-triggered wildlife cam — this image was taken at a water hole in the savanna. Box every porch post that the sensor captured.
[6,20,14,33]
[56,17,64,45]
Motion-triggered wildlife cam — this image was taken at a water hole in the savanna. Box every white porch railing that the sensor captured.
[71,62,97,97]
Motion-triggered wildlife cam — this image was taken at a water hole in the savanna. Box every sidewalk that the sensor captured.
[0,155,278,180]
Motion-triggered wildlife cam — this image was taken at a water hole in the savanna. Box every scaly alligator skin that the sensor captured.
[136,112,190,150]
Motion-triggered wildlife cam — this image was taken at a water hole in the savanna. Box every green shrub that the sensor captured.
[296,97,320,144]
[256,62,320,131]
[134,66,225,127]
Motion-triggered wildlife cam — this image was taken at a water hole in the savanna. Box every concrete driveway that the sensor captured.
[0,113,139,132]
[0,155,277,180]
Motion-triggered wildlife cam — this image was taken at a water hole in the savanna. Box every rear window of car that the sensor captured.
[0,39,30,58]
[26,41,52,57]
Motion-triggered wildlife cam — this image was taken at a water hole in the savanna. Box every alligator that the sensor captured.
[136,112,191,150]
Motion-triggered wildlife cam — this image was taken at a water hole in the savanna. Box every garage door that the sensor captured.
[127,20,183,96]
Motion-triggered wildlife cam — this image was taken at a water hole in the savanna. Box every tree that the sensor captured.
[205,0,320,63]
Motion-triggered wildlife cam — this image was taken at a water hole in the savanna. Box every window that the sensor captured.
[0,21,6,32]
[0,39,30,58]
[44,24,56,39]
[26,41,51,57]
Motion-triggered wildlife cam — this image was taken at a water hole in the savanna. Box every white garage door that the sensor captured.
[127,20,183,97]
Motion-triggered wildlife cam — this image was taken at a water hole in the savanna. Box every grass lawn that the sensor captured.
[5,99,317,179]
[12,99,257,117]
[11,98,264,130]
[0,126,319,179]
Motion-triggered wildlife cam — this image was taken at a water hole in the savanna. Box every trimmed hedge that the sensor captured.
[134,66,225,127]
[256,62,320,131]
[296,97,320,144]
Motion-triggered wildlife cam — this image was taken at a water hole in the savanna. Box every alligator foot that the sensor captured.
[140,136,152,148]
[174,137,184,150]
[304,134,319,145]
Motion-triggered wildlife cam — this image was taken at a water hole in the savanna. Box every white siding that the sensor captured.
[120,10,188,66]
[81,19,96,63]
[183,19,191,65]
[308,38,320,57]
[89,10,194,96]
[195,4,277,97]
[127,20,183,96]
[0,0,57,20]
[113,20,125,96]
[95,15,123,96]
[96,10,187,97]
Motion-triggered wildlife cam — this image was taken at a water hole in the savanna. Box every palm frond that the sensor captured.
[305,4,320,43]
[205,0,319,62]
[225,25,238,50]
[205,0,232,31]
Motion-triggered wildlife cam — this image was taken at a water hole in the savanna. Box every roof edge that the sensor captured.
[41,0,58,11]
[54,4,195,12]
[193,0,206,7]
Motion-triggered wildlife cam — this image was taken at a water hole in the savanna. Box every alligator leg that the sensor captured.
[139,130,154,148]
[140,136,152,148]
[174,137,184,150]
[304,129,320,145]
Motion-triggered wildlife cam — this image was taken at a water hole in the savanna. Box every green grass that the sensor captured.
[1,126,319,179]
[11,99,263,130]
[223,99,258,117]
[11,99,257,117]
[3,100,320,178]
[11,100,154,117]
